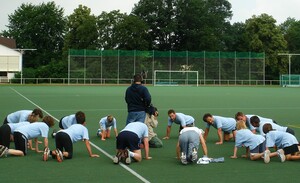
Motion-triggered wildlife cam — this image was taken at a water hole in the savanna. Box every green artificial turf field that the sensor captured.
[0,85,299,183]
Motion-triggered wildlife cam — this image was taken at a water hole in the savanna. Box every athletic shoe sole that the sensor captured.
[113,151,123,164]
[180,152,188,165]
[277,149,286,162]
[0,145,8,157]
[55,149,63,162]
[43,147,50,161]
[125,149,131,165]
[191,148,198,162]
[264,150,270,163]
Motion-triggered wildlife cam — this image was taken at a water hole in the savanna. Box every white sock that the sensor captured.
[129,151,135,157]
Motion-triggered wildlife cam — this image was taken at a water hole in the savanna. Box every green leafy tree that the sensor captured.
[175,0,232,51]
[245,14,288,79]
[63,5,98,53]
[2,2,66,68]
[115,15,150,50]
[97,10,127,50]
[132,0,177,50]
[223,22,248,51]
[132,0,232,51]
[281,18,300,74]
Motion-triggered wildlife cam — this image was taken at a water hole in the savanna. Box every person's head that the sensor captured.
[168,109,176,121]
[147,104,158,116]
[133,73,143,83]
[236,120,247,130]
[107,115,114,123]
[28,108,44,122]
[75,111,86,124]
[235,112,246,121]
[203,113,213,124]
[263,123,273,134]
[250,115,260,127]
[43,116,55,127]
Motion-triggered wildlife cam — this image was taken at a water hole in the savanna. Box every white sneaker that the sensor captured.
[264,150,270,163]
[277,149,286,162]
[180,152,188,165]
[191,147,198,162]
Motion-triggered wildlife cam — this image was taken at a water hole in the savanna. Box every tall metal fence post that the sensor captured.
[235,51,237,85]
[118,50,120,84]
[68,49,70,85]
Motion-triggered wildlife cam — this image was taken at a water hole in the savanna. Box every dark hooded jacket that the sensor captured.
[125,83,151,112]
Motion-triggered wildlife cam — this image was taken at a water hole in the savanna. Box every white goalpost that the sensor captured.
[153,70,199,86]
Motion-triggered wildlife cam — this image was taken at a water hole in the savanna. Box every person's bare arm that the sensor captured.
[143,137,152,160]
[84,139,99,158]
[163,126,171,139]
[216,128,223,144]
[203,128,209,141]
[199,135,208,156]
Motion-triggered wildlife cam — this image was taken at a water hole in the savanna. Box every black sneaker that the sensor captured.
[113,151,123,164]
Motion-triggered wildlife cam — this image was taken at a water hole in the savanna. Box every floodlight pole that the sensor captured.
[278,53,300,86]
[14,48,37,84]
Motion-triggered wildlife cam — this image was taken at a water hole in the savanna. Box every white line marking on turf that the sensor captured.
[90,142,150,183]
[10,87,58,120]
[10,87,151,183]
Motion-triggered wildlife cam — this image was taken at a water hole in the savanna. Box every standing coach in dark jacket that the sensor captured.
[125,74,152,125]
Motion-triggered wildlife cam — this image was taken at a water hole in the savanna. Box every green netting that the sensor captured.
[280,75,300,86]
[69,49,264,59]
[68,49,265,85]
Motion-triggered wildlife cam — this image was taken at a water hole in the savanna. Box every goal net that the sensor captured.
[280,74,300,87]
[153,70,198,86]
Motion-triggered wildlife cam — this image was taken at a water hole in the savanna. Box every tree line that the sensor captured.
[1,0,300,80]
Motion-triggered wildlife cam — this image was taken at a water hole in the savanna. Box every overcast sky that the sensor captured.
[1,0,300,32]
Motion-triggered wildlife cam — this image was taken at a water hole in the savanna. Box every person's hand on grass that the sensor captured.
[163,136,169,140]
[90,154,99,158]
[145,156,152,160]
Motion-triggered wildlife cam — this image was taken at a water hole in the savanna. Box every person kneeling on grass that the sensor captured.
[203,113,237,145]
[178,126,208,165]
[230,120,271,163]
[144,106,163,148]
[263,123,300,162]
[43,118,99,162]
[96,115,118,141]
[113,122,151,165]
[0,116,54,158]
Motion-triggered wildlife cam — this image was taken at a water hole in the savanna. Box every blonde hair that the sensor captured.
[236,120,247,130]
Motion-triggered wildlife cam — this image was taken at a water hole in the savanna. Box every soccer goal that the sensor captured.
[280,74,300,87]
[153,70,198,86]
